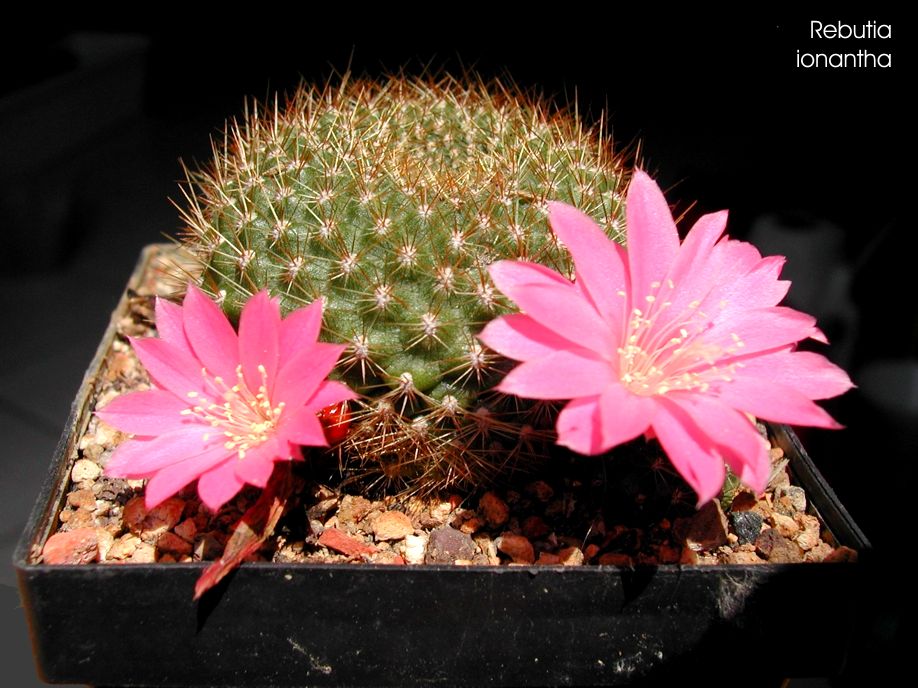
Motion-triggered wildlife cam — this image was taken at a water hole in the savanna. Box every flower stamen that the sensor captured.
[188,364,285,460]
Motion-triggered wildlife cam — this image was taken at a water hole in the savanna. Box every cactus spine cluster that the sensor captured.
[178,75,628,495]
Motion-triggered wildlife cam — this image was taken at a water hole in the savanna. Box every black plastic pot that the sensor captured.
[15,246,870,687]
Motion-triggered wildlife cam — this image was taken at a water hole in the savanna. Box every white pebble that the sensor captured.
[71,459,101,482]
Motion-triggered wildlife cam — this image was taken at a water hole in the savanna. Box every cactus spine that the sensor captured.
[178,75,627,494]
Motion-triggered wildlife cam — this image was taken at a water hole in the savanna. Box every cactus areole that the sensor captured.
[179,76,628,493]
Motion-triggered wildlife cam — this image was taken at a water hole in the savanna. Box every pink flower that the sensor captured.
[479,171,853,504]
[97,285,355,511]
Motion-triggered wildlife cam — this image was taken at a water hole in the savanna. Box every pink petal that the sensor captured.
[669,236,763,321]
[709,236,762,275]
[155,297,195,358]
[197,459,247,511]
[278,407,329,447]
[625,171,680,307]
[96,389,191,436]
[555,396,604,454]
[489,259,572,292]
[704,255,791,324]
[280,298,324,361]
[105,426,221,476]
[732,255,790,307]
[238,290,281,394]
[273,342,347,410]
[734,349,854,400]
[547,201,629,325]
[703,306,823,359]
[714,378,843,429]
[234,439,285,487]
[182,283,239,383]
[664,210,728,291]
[478,314,588,363]
[488,261,613,354]
[652,210,729,328]
[142,444,235,509]
[304,380,359,412]
[597,383,656,450]
[810,327,829,345]
[651,401,726,506]
[665,394,769,493]
[131,337,209,399]
[496,350,614,400]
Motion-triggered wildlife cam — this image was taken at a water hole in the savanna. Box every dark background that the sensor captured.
[1,11,909,685]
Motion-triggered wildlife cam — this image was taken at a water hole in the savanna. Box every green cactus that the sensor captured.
[177,75,628,495]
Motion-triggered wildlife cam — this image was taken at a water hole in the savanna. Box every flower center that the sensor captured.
[182,364,285,459]
[617,281,742,396]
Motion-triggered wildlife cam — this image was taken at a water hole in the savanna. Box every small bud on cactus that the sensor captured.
[177,75,628,495]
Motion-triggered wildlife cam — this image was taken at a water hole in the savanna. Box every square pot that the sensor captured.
[14,245,871,687]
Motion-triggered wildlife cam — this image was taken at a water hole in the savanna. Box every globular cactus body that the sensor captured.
[179,76,627,494]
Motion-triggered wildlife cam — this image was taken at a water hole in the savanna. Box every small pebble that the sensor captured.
[724,551,764,565]
[769,467,791,489]
[771,512,800,538]
[525,480,555,502]
[425,527,477,564]
[123,496,185,542]
[67,489,97,510]
[96,529,115,561]
[805,541,835,562]
[93,422,122,447]
[496,534,535,564]
[71,459,102,483]
[66,509,96,530]
[730,491,758,512]
[402,533,428,565]
[371,511,414,541]
[337,495,373,525]
[795,517,822,552]
[682,501,729,551]
[429,501,454,523]
[775,485,807,514]
[459,517,484,535]
[369,551,406,565]
[756,528,804,563]
[42,528,100,564]
[521,515,551,539]
[478,492,510,528]
[557,546,584,566]
[157,532,193,557]
[94,477,131,502]
[754,528,783,558]
[108,534,140,560]
[174,519,197,543]
[729,511,764,544]
[318,528,377,558]
[307,497,339,522]
[473,533,500,565]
